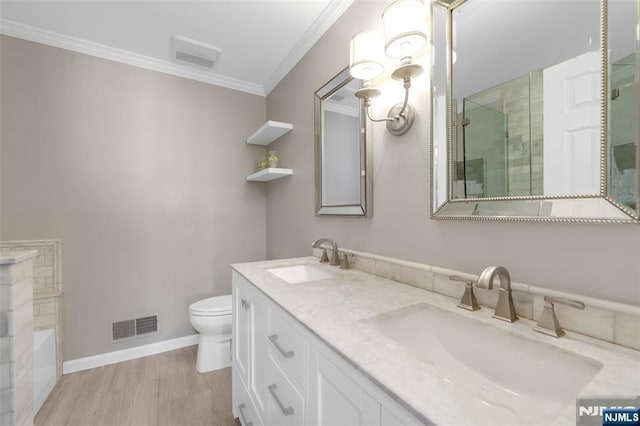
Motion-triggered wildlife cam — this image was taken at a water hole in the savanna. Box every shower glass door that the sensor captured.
[609,59,638,212]
[462,99,508,198]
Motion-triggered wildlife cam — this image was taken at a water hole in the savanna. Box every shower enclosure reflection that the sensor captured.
[453,51,603,200]
[609,53,638,211]
[453,71,542,199]
[432,0,639,222]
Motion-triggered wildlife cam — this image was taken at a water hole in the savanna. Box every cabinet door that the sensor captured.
[233,272,251,386]
[249,289,269,418]
[233,368,264,426]
[307,348,381,426]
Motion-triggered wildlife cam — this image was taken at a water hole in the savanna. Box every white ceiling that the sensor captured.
[0,0,353,96]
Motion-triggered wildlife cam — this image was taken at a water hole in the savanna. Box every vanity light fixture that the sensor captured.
[350,0,428,136]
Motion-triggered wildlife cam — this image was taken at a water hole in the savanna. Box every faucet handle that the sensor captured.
[533,296,585,338]
[319,249,330,263]
[339,253,352,269]
[544,296,585,310]
[449,275,480,311]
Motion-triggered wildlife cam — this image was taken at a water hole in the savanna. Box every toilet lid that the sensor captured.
[189,295,232,315]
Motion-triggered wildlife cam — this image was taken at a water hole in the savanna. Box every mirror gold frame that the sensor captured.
[430,0,639,223]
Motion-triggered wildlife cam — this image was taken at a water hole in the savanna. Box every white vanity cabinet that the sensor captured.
[232,271,423,426]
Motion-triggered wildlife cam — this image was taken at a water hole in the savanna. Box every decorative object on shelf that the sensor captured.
[349,0,428,136]
[267,150,279,168]
[257,157,268,170]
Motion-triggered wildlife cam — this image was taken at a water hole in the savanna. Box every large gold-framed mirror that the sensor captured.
[315,67,373,217]
[431,0,639,223]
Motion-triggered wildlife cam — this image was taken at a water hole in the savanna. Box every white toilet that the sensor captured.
[188,294,232,373]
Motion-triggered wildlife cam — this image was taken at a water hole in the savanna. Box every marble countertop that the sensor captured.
[232,257,640,426]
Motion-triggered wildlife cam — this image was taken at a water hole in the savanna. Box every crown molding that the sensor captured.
[0,19,266,96]
[263,0,354,95]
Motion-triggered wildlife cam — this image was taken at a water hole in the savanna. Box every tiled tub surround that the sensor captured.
[1,251,37,426]
[1,241,63,379]
[0,241,61,295]
[233,257,640,426]
[313,247,640,351]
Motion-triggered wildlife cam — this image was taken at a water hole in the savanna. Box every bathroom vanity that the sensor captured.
[231,257,640,426]
[232,263,420,426]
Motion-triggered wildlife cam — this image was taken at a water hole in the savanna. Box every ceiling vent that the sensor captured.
[172,35,221,70]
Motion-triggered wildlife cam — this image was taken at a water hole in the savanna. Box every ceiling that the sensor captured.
[0,0,354,96]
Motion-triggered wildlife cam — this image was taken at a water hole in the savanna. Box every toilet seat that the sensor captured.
[189,295,232,317]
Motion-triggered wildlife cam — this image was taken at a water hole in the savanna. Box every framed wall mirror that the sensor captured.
[431,0,639,223]
[315,67,372,216]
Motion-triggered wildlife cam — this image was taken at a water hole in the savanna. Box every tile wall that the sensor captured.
[0,252,36,426]
[1,241,63,379]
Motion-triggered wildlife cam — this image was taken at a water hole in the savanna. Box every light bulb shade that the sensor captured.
[349,30,384,80]
[382,0,428,59]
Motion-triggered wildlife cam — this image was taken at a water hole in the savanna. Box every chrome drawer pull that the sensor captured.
[267,384,294,416]
[268,334,295,358]
[238,403,253,426]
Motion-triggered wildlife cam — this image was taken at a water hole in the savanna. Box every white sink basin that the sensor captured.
[267,264,338,284]
[363,303,602,422]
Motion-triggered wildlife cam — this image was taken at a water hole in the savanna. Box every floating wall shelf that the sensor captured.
[246,120,293,146]
[246,168,293,182]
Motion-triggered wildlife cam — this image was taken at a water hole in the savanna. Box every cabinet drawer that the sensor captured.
[265,357,304,426]
[233,368,263,426]
[268,308,306,391]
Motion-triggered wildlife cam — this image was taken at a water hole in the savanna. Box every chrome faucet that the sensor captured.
[476,266,518,322]
[533,296,585,337]
[312,238,339,266]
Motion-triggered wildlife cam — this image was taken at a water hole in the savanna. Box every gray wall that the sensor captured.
[265,1,640,305]
[1,36,268,359]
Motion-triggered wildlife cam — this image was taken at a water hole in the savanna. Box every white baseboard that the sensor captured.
[62,334,199,375]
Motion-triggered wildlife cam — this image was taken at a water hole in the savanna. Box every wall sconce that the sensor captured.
[350,0,428,136]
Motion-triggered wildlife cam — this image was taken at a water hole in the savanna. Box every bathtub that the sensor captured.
[33,329,57,413]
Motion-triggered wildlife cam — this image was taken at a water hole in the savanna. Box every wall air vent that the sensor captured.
[172,35,221,70]
[110,315,158,342]
[112,319,135,341]
[135,315,158,335]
